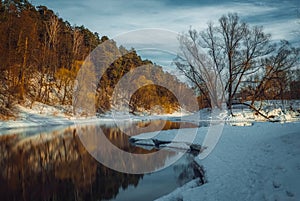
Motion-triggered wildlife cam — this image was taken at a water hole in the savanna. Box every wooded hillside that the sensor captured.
[0,0,187,117]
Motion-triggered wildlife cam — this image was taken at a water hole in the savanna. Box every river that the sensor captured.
[0,120,203,201]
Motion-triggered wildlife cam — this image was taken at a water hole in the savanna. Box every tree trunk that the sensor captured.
[19,37,28,101]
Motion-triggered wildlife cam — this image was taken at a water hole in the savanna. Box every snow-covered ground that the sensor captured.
[127,100,300,201]
[123,101,300,201]
[0,102,190,131]
[226,100,300,125]
[0,103,99,130]
[1,100,300,131]
[133,122,300,201]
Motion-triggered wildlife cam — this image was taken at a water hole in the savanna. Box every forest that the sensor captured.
[0,0,300,119]
[0,0,188,118]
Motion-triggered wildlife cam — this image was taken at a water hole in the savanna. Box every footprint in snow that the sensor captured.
[272,181,281,189]
[286,190,294,197]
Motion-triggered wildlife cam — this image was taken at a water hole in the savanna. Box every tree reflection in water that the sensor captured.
[0,120,203,201]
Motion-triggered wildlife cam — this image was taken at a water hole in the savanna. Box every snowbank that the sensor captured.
[0,103,191,131]
[152,122,300,201]
[1,100,300,131]
[0,103,118,131]
[226,100,300,125]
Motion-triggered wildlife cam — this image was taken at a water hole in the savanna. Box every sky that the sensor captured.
[31,0,300,77]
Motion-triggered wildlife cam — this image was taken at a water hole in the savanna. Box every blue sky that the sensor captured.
[32,0,299,76]
[31,0,299,39]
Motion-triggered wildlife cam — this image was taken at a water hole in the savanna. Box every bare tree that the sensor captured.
[72,28,83,60]
[46,14,60,74]
[43,14,60,103]
[16,32,28,101]
[46,15,60,50]
[175,13,276,113]
[175,29,224,108]
[249,40,300,105]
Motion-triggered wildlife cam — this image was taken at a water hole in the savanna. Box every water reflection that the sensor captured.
[77,120,198,173]
[0,120,201,201]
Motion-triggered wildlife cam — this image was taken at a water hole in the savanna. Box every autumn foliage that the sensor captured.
[0,0,186,116]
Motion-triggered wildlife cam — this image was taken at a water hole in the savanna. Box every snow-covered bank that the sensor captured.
[0,102,190,131]
[151,122,300,201]
[0,103,100,131]
[226,100,300,125]
[1,100,300,131]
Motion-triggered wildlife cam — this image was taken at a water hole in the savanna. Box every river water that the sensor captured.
[0,120,203,201]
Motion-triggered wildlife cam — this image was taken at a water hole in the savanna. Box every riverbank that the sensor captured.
[150,122,300,201]
[1,100,300,131]
[0,102,189,131]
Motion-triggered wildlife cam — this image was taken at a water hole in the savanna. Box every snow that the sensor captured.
[146,123,300,201]
[1,100,299,132]
[226,100,300,124]
[0,102,191,131]
[0,102,126,131]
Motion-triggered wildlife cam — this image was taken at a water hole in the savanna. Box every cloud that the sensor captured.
[32,0,298,38]
[32,0,300,70]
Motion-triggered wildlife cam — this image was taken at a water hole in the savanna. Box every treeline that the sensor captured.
[0,0,185,117]
[0,0,101,116]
